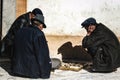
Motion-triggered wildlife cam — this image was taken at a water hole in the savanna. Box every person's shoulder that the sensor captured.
[97,23,105,26]
[97,23,108,29]
[16,12,31,20]
[97,23,113,34]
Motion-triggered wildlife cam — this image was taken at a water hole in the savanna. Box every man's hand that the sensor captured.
[86,31,91,36]
[86,25,96,36]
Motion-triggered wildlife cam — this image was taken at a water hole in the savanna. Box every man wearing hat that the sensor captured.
[1,8,44,58]
[81,17,120,72]
[11,13,51,79]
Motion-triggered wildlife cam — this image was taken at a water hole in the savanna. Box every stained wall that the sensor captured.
[2,0,120,37]
[27,0,120,36]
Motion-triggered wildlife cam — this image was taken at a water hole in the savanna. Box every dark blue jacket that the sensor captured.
[12,25,51,78]
[1,12,31,57]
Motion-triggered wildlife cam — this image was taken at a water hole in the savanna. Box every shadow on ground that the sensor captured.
[57,41,92,63]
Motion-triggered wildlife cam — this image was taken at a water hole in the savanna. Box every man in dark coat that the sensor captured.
[12,14,51,78]
[81,17,120,72]
[1,8,43,58]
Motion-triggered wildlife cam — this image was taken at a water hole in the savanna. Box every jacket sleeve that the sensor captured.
[82,31,108,48]
[33,32,51,78]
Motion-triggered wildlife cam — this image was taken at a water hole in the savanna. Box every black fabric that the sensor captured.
[32,8,43,15]
[12,25,51,78]
[82,23,120,71]
[1,12,31,58]
[31,14,46,28]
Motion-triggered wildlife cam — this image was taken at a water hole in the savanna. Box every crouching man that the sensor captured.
[11,14,51,79]
[81,17,120,73]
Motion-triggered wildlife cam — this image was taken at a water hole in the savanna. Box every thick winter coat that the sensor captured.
[12,25,51,78]
[1,12,31,57]
[82,23,120,71]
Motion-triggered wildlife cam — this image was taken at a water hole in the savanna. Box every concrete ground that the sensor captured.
[0,35,120,80]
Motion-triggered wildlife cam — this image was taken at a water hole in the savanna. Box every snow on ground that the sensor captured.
[0,66,120,80]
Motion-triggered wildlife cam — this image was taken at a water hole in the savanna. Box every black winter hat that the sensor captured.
[32,8,43,15]
[81,17,97,28]
[32,14,46,28]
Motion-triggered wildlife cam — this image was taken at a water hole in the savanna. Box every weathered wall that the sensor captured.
[2,0,120,58]
[28,0,120,36]
[2,0,16,38]
[2,0,120,37]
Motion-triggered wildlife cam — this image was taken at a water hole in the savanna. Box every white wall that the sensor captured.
[2,0,16,38]
[28,0,120,36]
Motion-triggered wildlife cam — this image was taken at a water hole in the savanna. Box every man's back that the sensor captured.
[1,12,30,58]
[12,25,51,78]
